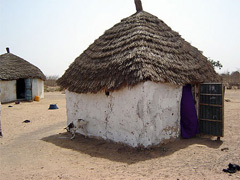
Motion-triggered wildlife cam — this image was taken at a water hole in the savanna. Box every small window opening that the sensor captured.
[105,91,110,96]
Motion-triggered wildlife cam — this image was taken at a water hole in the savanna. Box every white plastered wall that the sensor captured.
[0,80,16,103]
[0,88,1,133]
[66,81,182,147]
[32,79,44,99]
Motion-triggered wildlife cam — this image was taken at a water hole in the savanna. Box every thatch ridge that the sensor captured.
[0,53,46,81]
[57,11,220,93]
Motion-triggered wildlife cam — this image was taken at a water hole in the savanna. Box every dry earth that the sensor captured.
[0,90,240,180]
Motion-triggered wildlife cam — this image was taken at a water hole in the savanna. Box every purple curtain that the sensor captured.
[180,84,198,138]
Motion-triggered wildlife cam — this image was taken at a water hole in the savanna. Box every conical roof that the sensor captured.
[0,53,46,80]
[58,11,220,94]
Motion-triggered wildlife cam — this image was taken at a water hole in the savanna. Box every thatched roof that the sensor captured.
[57,10,220,94]
[0,52,46,81]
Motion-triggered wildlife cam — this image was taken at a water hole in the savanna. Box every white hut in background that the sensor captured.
[0,48,46,103]
[0,88,2,137]
[58,0,220,147]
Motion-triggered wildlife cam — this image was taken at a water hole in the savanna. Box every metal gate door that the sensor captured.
[199,83,224,137]
[25,78,32,101]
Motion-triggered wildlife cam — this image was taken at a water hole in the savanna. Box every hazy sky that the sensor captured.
[1,0,240,76]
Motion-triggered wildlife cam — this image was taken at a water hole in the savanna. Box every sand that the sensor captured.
[0,90,240,180]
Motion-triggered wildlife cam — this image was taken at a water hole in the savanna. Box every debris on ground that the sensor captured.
[223,163,240,173]
[221,147,229,151]
[23,120,31,123]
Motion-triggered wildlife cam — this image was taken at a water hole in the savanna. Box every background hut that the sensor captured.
[0,88,2,137]
[0,48,46,103]
[58,1,220,147]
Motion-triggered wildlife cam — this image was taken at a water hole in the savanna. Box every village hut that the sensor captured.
[0,88,2,137]
[0,48,46,103]
[57,0,220,147]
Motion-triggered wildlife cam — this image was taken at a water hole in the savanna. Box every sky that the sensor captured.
[0,0,240,77]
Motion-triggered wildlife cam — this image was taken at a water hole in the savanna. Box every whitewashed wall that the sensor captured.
[0,80,16,103]
[0,79,44,103]
[0,88,1,134]
[66,82,182,147]
[32,79,44,99]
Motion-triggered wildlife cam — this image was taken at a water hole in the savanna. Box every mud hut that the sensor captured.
[58,0,220,147]
[0,108,1,137]
[0,48,46,103]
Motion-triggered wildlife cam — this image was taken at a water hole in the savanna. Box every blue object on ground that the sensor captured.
[48,104,59,110]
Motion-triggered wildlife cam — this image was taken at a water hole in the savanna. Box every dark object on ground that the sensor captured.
[0,117,2,137]
[221,147,229,151]
[15,101,20,104]
[223,163,240,173]
[23,120,31,123]
[8,105,13,107]
[48,104,58,110]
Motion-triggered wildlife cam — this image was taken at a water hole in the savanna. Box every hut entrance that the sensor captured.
[16,78,32,101]
[16,78,25,99]
[181,83,224,140]
[198,83,224,139]
[180,84,199,139]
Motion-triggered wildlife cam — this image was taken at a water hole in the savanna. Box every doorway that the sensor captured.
[16,78,25,99]
[180,84,199,138]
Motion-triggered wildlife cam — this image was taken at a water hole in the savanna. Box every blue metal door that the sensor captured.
[25,79,32,101]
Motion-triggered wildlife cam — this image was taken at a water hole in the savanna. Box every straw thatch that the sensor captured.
[0,53,46,81]
[58,11,220,94]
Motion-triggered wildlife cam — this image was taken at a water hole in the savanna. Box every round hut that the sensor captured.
[0,48,46,103]
[58,1,220,147]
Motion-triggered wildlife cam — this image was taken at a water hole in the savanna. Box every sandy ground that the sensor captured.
[0,90,240,180]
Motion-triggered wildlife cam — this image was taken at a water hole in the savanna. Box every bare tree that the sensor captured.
[45,75,59,87]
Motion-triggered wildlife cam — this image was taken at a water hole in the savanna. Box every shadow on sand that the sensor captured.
[42,132,223,164]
